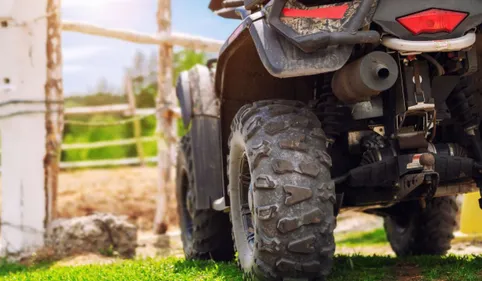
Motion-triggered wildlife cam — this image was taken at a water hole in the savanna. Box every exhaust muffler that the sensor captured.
[332,51,399,104]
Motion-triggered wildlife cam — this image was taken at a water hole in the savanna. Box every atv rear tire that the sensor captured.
[176,135,235,261]
[384,196,458,256]
[228,100,336,280]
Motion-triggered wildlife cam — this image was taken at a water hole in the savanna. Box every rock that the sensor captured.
[46,213,137,258]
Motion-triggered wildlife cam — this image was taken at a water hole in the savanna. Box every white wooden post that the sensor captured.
[0,0,61,256]
[153,0,175,234]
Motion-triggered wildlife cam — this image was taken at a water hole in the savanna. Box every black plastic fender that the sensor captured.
[176,71,192,128]
[249,15,354,78]
[175,65,225,210]
[215,10,355,94]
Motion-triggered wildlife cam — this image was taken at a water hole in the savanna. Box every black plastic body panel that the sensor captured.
[347,154,474,188]
[245,0,267,10]
[340,151,479,206]
[190,117,225,210]
[432,75,459,120]
[373,0,482,40]
[175,71,192,128]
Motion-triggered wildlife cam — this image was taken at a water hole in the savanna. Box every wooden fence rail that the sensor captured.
[0,103,179,170]
[60,156,159,169]
[64,105,180,117]
[61,136,158,151]
[62,21,223,53]
[65,104,131,116]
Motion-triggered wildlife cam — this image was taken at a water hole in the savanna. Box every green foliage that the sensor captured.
[65,92,126,108]
[174,50,207,81]
[137,83,157,109]
[62,49,206,163]
[336,228,389,247]
[99,245,118,258]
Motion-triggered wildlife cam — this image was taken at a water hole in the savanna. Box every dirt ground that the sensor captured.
[57,167,178,231]
[3,167,482,261]
[0,167,385,234]
[135,212,482,259]
[0,167,170,230]
[1,167,178,234]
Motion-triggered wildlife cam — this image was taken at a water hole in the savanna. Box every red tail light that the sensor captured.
[397,9,468,35]
[282,4,349,19]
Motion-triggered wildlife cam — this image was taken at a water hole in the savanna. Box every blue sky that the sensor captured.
[62,0,238,95]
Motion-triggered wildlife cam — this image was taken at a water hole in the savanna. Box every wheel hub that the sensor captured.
[248,182,254,215]
[239,153,255,249]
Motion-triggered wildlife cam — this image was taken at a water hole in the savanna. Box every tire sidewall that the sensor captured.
[228,101,336,280]
[384,196,457,256]
[384,215,417,256]
[176,137,196,258]
[228,131,255,270]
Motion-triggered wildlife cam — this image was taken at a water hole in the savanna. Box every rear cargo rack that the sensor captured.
[268,0,381,53]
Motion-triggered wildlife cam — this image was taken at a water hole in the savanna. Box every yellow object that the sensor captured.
[460,192,482,234]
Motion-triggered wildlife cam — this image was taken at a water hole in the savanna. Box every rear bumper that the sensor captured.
[381,32,477,53]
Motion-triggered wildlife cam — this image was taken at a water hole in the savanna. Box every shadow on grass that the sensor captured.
[168,255,482,281]
[0,259,53,277]
[330,255,482,281]
[336,228,388,246]
[172,258,243,281]
[330,255,396,281]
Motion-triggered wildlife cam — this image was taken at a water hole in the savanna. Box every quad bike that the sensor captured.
[176,0,482,280]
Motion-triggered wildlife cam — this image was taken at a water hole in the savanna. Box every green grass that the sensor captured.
[1,256,481,281]
[0,229,477,281]
[0,258,242,281]
[336,228,389,247]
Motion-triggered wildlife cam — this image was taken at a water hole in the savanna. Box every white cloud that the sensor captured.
[62,0,139,27]
[63,0,133,8]
[63,46,108,62]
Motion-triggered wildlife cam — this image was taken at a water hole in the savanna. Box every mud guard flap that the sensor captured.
[247,15,353,78]
[216,11,354,82]
[190,117,225,210]
[249,20,353,78]
[176,65,226,210]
